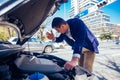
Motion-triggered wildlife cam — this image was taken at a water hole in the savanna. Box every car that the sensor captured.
[8,37,54,53]
[47,41,65,49]
[114,39,120,45]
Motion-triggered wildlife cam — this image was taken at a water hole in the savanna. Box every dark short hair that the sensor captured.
[52,17,66,28]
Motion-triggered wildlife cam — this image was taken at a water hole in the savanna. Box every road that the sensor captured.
[49,40,120,80]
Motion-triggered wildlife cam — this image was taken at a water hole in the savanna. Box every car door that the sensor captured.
[38,41,46,52]
[23,38,43,52]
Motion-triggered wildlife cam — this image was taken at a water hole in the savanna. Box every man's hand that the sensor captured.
[46,30,54,40]
[64,57,79,70]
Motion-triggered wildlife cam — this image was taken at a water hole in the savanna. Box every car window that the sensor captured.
[40,41,42,43]
[28,38,38,42]
[13,38,18,42]
[28,38,32,42]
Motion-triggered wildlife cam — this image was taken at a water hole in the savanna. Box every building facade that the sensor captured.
[81,10,111,36]
[69,0,79,18]
[69,0,112,36]
[69,0,98,18]
[78,0,98,12]
[109,24,120,39]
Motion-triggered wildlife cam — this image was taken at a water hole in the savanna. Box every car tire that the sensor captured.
[44,46,53,53]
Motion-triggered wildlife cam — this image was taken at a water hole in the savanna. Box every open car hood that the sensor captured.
[0,0,68,45]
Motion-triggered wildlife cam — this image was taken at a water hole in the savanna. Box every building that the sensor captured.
[108,24,120,39]
[69,0,98,18]
[69,0,79,18]
[69,0,112,36]
[78,0,98,12]
[81,10,111,36]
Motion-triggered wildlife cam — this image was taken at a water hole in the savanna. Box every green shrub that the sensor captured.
[0,33,8,41]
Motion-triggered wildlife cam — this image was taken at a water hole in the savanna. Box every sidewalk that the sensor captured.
[93,54,120,80]
[51,42,120,80]
[93,41,120,80]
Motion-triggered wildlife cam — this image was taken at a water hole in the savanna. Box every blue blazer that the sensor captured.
[55,18,99,55]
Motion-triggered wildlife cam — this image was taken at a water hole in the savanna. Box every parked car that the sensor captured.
[114,39,120,45]
[47,41,65,49]
[8,37,54,53]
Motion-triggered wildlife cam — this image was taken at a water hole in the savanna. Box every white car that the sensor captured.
[8,37,54,53]
[47,41,65,49]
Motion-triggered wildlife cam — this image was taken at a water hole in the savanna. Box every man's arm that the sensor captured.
[55,34,65,42]
[64,19,87,70]
[73,19,87,55]
[64,56,79,70]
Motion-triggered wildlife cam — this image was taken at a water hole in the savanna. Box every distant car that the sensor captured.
[114,39,120,45]
[8,37,54,53]
[47,41,65,49]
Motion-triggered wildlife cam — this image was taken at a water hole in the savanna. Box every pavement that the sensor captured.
[50,40,120,80]
[94,41,120,80]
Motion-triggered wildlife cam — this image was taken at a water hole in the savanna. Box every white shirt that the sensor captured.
[65,28,80,58]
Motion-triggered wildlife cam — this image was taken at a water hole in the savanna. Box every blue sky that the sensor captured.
[100,0,120,24]
[53,0,120,24]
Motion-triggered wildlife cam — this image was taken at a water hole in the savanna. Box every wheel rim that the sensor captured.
[44,46,53,53]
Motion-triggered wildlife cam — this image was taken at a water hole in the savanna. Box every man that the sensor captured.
[46,17,99,72]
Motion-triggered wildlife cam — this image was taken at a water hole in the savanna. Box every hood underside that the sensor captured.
[0,0,68,45]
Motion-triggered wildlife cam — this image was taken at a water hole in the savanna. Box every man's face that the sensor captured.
[54,24,67,34]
